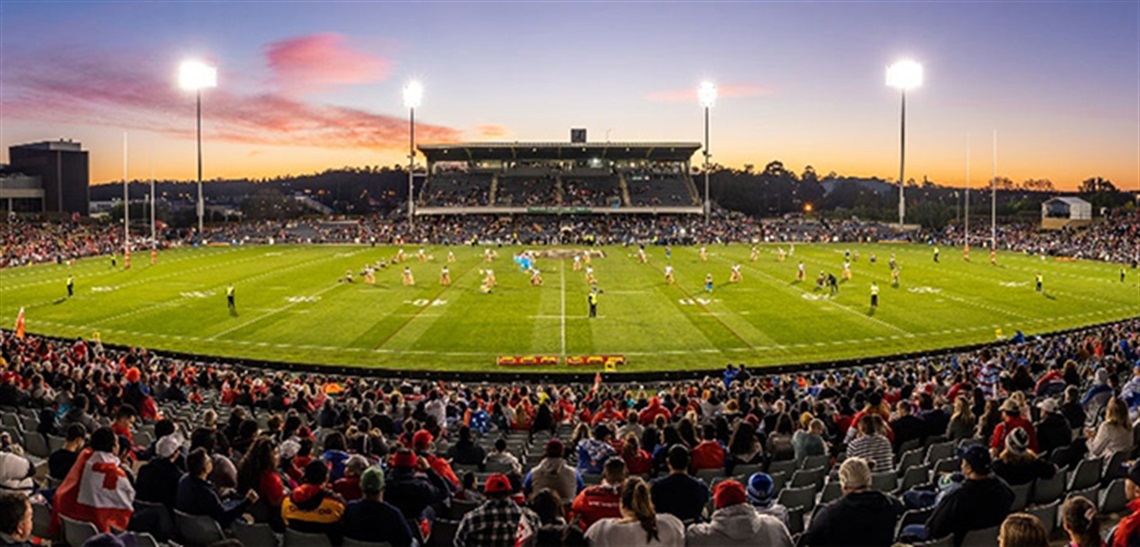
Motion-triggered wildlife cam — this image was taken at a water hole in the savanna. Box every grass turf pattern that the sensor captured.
[2,243,1137,373]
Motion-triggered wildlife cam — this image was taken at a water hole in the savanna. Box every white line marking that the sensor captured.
[560,262,567,358]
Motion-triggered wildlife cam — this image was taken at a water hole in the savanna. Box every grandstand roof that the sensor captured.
[419,142,702,162]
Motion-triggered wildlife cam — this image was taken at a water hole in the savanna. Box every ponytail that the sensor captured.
[1062,495,1100,547]
[621,477,659,543]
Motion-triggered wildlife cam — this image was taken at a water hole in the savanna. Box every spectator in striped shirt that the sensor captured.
[846,415,893,473]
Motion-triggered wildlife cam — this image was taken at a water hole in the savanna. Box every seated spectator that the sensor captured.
[690,424,725,473]
[685,479,793,547]
[791,418,826,467]
[342,467,413,546]
[454,472,485,503]
[585,477,684,547]
[570,456,626,531]
[649,446,709,523]
[134,433,185,509]
[332,455,369,501]
[847,414,893,472]
[110,405,136,450]
[176,447,257,528]
[52,427,134,533]
[1088,397,1133,459]
[0,492,33,547]
[998,513,1049,547]
[531,488,584,546]
[727,419,764,468]
[524,439,582,502]
[412,430,460,488]
[925,445,1015,545]
[446,426,486,467]
[991,399,1038,456]
[278,439,304,485]
[1032,398,1071,456]
[281,459,344,540]
[945,396,976,441]
[321,431,351,482]
[578,425,618,475]
[59,394,98,436]
[1060,496,1101,547]
[384,449,450,531]
[1062,386,1088,431]
[454,474,540,547]
[484,438,523,475]
[48,424,86,481]
[801,457,904,547]
[1108,460,1140,547]
[992,428,1056,486]
[620,434,652,476]
[765,414,795,462]
[236,437,291,525]
[746,473,789,526]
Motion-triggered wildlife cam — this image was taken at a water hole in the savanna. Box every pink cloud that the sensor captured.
[647,83,772,103]
[266,33,390,94]
[0,49,459,151]
[474,124,510,138]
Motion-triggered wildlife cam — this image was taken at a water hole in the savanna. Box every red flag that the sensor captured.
[593,372,602,393]
[51,448,135,534]
[14,307,24,340]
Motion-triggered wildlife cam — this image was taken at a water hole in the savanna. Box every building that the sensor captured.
[1041,196,1092,230]
[4,139,90,215]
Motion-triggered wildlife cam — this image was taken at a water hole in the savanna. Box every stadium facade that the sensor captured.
[1,139,90,215]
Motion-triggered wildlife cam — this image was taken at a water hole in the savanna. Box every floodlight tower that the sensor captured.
[886,60,923,229]
[179,60,217,235]
[403,81,423,228]
[698,81,717,224]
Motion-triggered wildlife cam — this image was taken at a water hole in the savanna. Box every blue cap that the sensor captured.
[747,472,774,506]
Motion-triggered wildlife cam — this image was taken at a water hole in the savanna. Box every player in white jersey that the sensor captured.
[797,261,806,281]
[396,248,406,263]
[573,255,582,271]
[637,246,647,263]
[842,261,852,280]
[484,268,496,288]
[751,246,761,262]
[730,264,743,283]
[777,247,786,262]
[440,266,451,286]
[585,266,596,286]
[664,265,675,284]
[447,250,456,263]
[484,248,495,262]
[418,248,427,261]
[530,268,544,286]
[699,247,708,261]
[402,267,415,286]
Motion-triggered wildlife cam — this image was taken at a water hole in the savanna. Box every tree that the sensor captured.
[993,176,1016,191]
[1078,177,1116,194]
[1021,179,1055,192]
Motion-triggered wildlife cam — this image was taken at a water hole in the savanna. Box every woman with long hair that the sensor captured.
[727,420,764,467]
[766,414,796,462]
[976,399,1003,441]
[236,437,290,528]
[1061,496,1103,547]
[621,433,652,476]
[946,396,977,441]
[997,513,1049,547]
[583,477,684,546]
[1087,397,1133,459]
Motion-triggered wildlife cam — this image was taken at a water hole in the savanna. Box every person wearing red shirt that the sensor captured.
[111,405,136,449]
[619,435,652,476]
[990,399,1038,455]
[638,397,671,426]
[591,400,624,426]
[412,430,459,488]
[690,424,726,473]
[570,457,626,531]
[1109,461,1140,547]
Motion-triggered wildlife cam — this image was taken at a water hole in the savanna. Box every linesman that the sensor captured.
[67,275,74,298]
[588,287,599,318]
[226,284,235,310]
[870,282,879,308]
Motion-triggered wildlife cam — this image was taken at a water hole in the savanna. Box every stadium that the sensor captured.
[2,3,1140,547]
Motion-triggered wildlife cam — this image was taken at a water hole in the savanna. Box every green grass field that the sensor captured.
[1,243,1137,373]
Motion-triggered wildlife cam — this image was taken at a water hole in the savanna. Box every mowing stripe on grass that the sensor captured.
[371,256,481,351]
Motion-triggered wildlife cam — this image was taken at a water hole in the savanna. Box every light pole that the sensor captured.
[403,81,423,229]
[179,60,217,236]
[698,81,716,225]
[886,60,923,229]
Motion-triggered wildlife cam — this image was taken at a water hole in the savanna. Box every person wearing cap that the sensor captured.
[342,467,413,546]
[384,449,450,532]
[1106,461,1140,547]
[281,459,344,541]
[48,423,86,482]
[992,427,1056,486]
[412,429,460,489]
[746,472,789,526]
[570,456,626,531]
[685,479,793,547]
[134,432,185,510]
[925,445,1014,545]
[454,473,540,547]
[990,398,1038,456]
[801,457,903,547]
[0,492,34,547]
[1033,397,1072,456]
[577,424,618,475]
[332,454,370,502]
[523,439,582,502]
[649,445,709,523]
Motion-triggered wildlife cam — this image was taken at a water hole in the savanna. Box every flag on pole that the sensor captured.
[593,372,602,393]
[14,307,24,340]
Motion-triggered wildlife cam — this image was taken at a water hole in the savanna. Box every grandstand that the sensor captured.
[415,142,703,215]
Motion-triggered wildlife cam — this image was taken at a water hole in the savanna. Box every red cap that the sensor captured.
[125,367,141,383]
[392,450,418,468]
[713,480,747,509]
[484,473,512,494]
[412,430,433,450]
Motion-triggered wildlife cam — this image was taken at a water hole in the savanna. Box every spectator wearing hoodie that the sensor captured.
[685,480,793,547]
[412,429,459,488]
[801,458,904,547]
[384,449,450,527]
[992,427,1056,486]
[59,394,98,436]
[639,397,671,426]
[524,439,583,502]
[281,459,344,540]
[570,456,626,531]
[746,473,790,526]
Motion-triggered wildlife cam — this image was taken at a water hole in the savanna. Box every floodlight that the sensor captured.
[886,60,923,91]
[179,60,217,91]
[403,81,423,109]
[698,81,717,108]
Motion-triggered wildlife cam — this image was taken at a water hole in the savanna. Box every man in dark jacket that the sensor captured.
[649,445,710,523]
[175,448,257,528]
[48,424,86,481]
[342,467,414,546]
[384,449,450,527]
[889,401,927,452]
[134,434,185,509]
[801,457,904,546]
[1033,398,1072,456]
[926,445,1015,545]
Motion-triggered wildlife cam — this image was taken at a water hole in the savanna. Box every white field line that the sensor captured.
[560,262,567,358]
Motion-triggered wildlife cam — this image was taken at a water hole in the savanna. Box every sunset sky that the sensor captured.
[1,2,1136,191]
